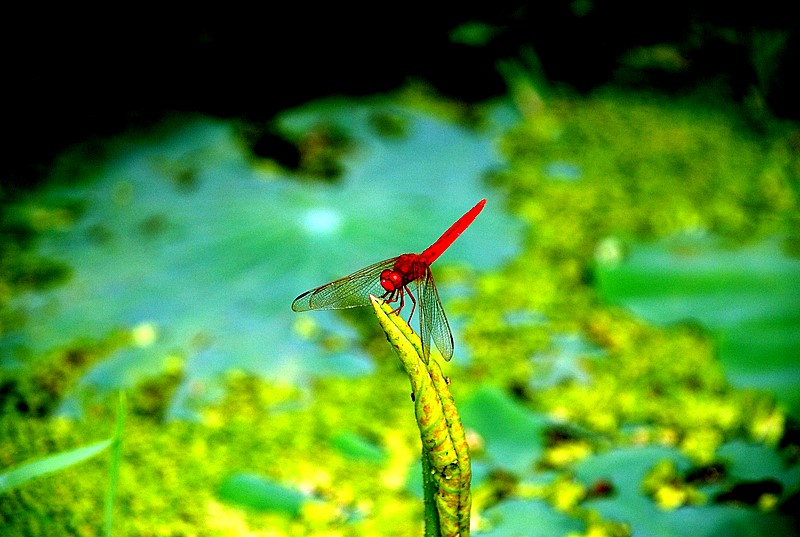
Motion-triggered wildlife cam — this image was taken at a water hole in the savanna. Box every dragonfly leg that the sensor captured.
[382,288,398,304]
[383,288,406,316]
[393,288,405,315]
[406,287,417,323]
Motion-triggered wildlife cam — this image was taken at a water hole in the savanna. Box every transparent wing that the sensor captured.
[417,268,454,361]
[291,257,398,311]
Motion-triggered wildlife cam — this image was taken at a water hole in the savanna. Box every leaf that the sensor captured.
[449,21,499,46]
[0,439,112,493]
[217,473,306,516]
[460,386,550,474]
[717,440,800,492]
[480,499,584,536]
[575,446,692,501]
[575,446,797,537]
[662,506,796,537]
[529,333,604,388]
[595,236,800,415]
[330,432,386,462]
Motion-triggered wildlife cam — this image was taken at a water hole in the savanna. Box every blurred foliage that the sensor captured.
[2,85,800,535]
[461,89,799,535]
[596,236,800,414]
[0,99,520,421]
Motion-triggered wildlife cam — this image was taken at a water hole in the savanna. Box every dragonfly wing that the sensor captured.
[417,268,454,361]
[292,257,398,311]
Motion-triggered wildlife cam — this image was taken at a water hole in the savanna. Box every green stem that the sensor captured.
[370,296,471,537]
[422,451,441,537]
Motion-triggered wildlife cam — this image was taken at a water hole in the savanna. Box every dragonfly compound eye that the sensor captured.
[380,269,403,291]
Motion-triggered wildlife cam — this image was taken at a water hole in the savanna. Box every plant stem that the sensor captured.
[371,296,471,537]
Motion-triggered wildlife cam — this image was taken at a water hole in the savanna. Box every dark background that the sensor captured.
[3,3,798,193]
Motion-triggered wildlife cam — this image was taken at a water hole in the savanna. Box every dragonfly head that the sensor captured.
[380,269,403,292]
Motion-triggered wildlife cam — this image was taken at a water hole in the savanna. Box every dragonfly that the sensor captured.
[292,198,487,361]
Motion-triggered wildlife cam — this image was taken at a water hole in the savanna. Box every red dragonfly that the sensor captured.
[292,199,487,361]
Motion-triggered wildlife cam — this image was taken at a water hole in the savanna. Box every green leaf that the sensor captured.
[0,439,112,493]
[460,386,549,474]
[575,446,692,502]
[596,237,800,415]
[529,333,603,388]
[449,21,499,46]
[575,446,797,537]
[718,440,800,491]
[217,473,306,516]
[330,432,386,462]
[480,499,584,536]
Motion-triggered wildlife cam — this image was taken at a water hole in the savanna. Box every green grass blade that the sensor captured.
[105,391,127,536]
[0,439,112,493]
